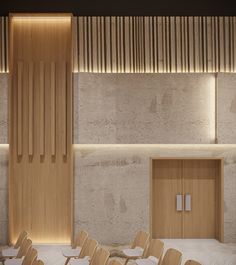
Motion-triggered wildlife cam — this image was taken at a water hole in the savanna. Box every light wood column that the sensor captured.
[9,13,73,244]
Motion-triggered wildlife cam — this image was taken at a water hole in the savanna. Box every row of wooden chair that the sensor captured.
[120,230,201,265]
[0,231,44,265]
[62,231,110,265]
[66,230,201,265]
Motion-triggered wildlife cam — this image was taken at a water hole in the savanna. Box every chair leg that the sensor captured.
[124,258,129,265]
[64,257,70,265]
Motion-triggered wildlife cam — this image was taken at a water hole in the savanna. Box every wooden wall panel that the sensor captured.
[2,16,236,73]
[9,14,73,244]
[74,16,236,73]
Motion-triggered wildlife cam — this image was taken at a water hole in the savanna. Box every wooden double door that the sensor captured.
[151,158,223,241]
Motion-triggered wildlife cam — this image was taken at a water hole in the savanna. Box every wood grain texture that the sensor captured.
[74,16,236,73]
[151,158,224,241]
[28,62,33,155]
[2,16,236,73]
[9,13,73,244]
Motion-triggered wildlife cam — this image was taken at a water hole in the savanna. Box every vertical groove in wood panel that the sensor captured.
[39,61,45,156]
[4,16,236,74]
[28,62,33,156]
[50,62,56,156]
[72,17,78,72]
[17,61,23,156]
[61,62,67,156]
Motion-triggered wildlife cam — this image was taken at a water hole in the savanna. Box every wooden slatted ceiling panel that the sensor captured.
[74,16,236,73]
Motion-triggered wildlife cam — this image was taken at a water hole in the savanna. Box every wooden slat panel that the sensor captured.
[9,14,72,244]
[17,61,23,156]
[2,16,236,73]
[50,62,56,156]
[39,61,45,156]
[28,62,33,156]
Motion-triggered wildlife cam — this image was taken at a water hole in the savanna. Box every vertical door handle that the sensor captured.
[176,194,183,211]
[185,194,191,211]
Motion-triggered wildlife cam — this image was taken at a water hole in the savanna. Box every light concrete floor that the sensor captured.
[2,240,236,265]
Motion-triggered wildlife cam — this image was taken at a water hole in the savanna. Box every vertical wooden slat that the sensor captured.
[50,62,56,156]
[188,17,194,72]
[111,17,117,72]
[219,17,225,72]
[44,16,236,74]
[233,17,236,72]
[224,16,230,72]
[28,62,33,156]
[100,17,105,73]
[17,61,23,156]
[170,16,176,72]
[158,17,165,73]
[39,61,45,156]
[72,17,78,72]
[78,17,83,72]
[215,17,219,72]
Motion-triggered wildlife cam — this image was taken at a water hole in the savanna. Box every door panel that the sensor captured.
[183,160,216,238]
[152,160,183,238]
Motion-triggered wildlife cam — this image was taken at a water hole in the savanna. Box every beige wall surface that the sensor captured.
[0,74,8,144]
[218,74,236,143]
[74,73,216,144]
[2,73,236,244]
[74,145,236,244]
[0,146,8,244]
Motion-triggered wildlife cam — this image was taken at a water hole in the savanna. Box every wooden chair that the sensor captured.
[68,238,98,265]
[184,260,201,265]
[136,239,164,265]
[16,239,32,259]
[5,247,37,265]
[123,231,150,265]
[90,248,110,265]
[14,231,28,249]
[108,260,123,265]
[160,249,182,265]
[32,260,44,265]
[63,230,89,265]
[2,233,28,258]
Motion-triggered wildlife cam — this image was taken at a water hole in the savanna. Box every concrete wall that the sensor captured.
[74,74,216,144]
[74,145,236,244]
[2,73,236,244]
[0,146,8,244]
[218,74,236,143]
[0,74,8,144]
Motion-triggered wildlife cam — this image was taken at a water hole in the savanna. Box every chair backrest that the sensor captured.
[90,247,110,265]
[131,231,150,250]
[185,260,201,265]
[79,238,98,259]
[22,248,37,265]
[14,230,28,249]
[17,238,32,258]
[108,259,123,265]
[161,248,182,265]
[32,260,44,265]
[73,230,89,248]
[143,239,164,263]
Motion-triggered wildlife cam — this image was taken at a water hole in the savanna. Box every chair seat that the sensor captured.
[2,249,19,258]
[62,247,82,258]
[136,256,159,265]
[123,247,144,258]
[69,257,90,265]
[5,258,23,265]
